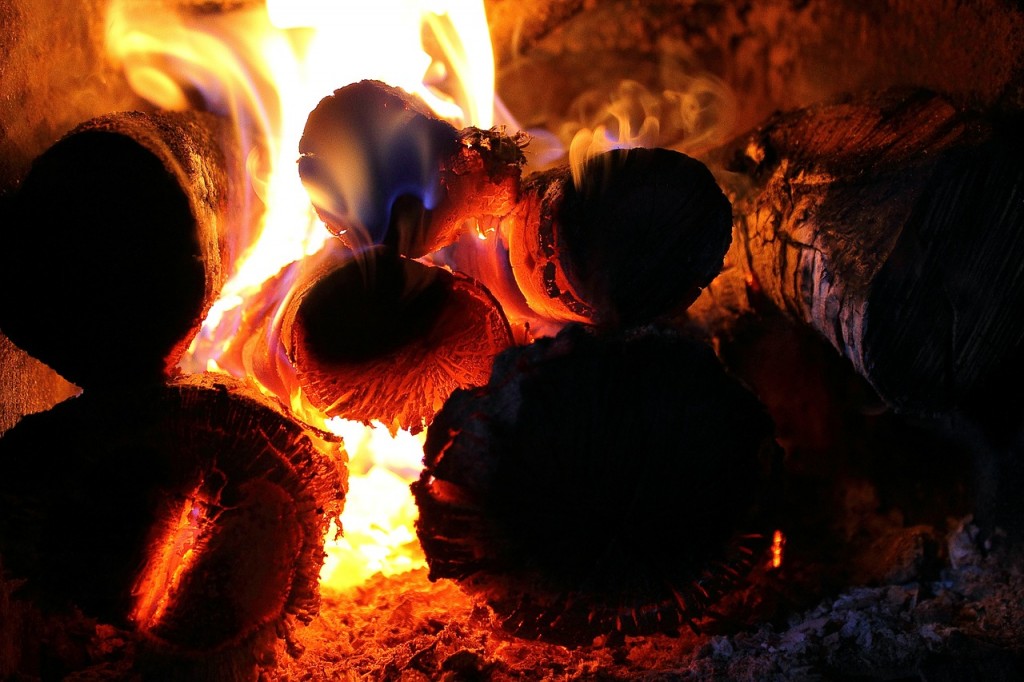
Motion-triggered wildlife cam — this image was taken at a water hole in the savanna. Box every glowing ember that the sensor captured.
[769,529,786,570]
[106,0,498,592]
[130,491,207,631]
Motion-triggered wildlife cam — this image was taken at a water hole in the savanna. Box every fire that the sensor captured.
[769,529,786,570]
[130,490,208,630]
[106,1,498,592]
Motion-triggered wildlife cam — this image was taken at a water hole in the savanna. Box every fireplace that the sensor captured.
[2,0,1024,679]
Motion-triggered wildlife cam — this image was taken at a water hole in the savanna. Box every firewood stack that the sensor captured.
[1,0,1024,678]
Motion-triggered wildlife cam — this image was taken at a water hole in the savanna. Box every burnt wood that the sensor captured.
[506,147,733,329]
[0,374,346,670]
[0,110,247,389]
[282,246,513,434]
[299,79,525,258]
[690,89,1024,414]
[412,324,781,644]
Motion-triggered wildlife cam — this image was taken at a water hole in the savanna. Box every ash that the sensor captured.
[271,519,1024,681]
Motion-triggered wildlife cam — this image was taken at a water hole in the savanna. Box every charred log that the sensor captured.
[689,89,1024,414]
[412,324,781,645]
[506,147,733,329]
[299,79,525,258]
[0,111,248,390]
[282,246,513,434]
[0,373,346,673]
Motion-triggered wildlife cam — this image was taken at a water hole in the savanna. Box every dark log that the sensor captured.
[689,89,1024,414]
[0,110,250,390]
[412,324,782,645]
[299,79,525,258]
[505,147,733,329]
[0,373,346,671]
[282,246,513,434]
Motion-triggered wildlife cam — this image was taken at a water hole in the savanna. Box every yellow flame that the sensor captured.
[107,0,495,590]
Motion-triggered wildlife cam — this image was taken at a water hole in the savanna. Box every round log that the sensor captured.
[412,324,782,644]
[506,147,733,329]
[0,110,247,389]
[690,88,1024,414]
[299,79,524,258]
[0,373,346,663]
[282,246,513,434]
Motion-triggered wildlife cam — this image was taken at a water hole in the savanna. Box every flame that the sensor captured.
[106,0,497,592]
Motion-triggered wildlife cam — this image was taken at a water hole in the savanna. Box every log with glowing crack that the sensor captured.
[0,373,346,675]
[287,79,735,433]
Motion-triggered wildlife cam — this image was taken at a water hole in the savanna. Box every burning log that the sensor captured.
[282,246,513,434]
[0,374,346,674]
[506,147,733,329]
[0,110,248,389]
[298,79,525,258]
[412,324,782,645]
[689,89,1024,413]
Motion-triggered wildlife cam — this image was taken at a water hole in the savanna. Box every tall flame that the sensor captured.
[106,0,496,590]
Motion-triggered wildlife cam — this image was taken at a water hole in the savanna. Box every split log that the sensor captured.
[282,245,513,434]
[505,147,733,329]
[299,79,525,258]
[689,89,1024,414]
[0,110,250,390]
[0,373,346,670]
[412,324,782,645]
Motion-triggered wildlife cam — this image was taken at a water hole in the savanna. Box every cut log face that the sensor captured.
[299,79,525,259]
[413,324,781,644]
[507,147,733,329]
[0,374,346,657]
[283,246,513,433]
[0,111,245,389]
[693,89,1024,413]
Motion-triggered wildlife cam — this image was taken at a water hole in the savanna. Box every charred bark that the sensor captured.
[0,373,346,675]
[413,324,782,645]
[689,89,1024,414]
[0,110,249,390]
[506,147,733,329]
[299,79,525,258]
[282,246,513,434]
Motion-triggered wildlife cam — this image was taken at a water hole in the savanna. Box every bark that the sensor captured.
[0,373,346,673]
[282,245,513,434]
[689,89,1024,414]
[0,110,251,390]
[413,324,781,645]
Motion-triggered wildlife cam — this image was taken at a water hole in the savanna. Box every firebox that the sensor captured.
[2,0,1024,680]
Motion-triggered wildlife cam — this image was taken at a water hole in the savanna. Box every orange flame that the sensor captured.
[106,0,498,591]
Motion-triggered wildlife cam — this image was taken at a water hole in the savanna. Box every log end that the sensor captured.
[0,374,346,660]
[0,112,235,390]
[509,148,733,329]
[413,324,782,644]
[285,247,513,433]
[298,80,461,257]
